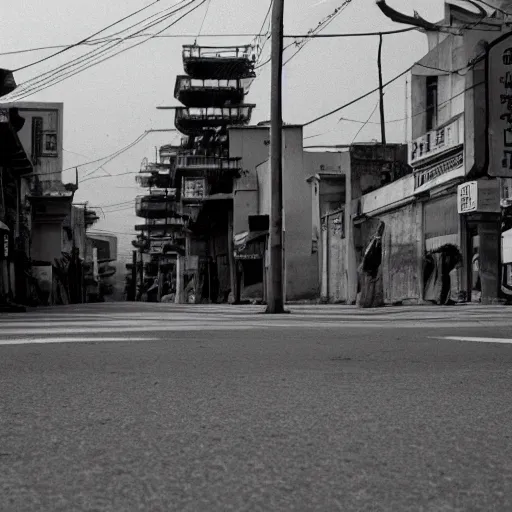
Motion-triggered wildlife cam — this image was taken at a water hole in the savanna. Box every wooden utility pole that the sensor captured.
[266,0,285,314]
[378,33,386,145]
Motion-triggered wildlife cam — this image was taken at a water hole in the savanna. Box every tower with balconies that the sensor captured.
[169,43,257,304]
[132,146,188,302]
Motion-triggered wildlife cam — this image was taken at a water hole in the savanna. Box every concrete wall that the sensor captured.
[231,126,325,301]
[87,233,118,261]
[31,222,62,264]
[358,175,415,216]
[303,151,348,177]
[233,176,259,236]
[229,127,270,235]
[326,211,347,303]
[253,128,320,300]
[256,163,270,218]
[282,127,319,300]
[380,203,422,304]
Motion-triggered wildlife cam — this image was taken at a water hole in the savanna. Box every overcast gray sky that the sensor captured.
[1,0,444,262]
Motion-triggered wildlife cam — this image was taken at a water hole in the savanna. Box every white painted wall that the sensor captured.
[503,230,512,263]
[359,175,415,216]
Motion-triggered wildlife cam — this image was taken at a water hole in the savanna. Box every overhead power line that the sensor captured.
[6,0,206,101]
[303,65,412,127]
[82,133,150,179]
[95,200,136,208]
[351,100,380,144]
[7,0,192,100]
[302,50,486,129]
[252,0,273,64]
[6,2,188,99]
[283,0,357,67]
[0,27,419,58]
[284,27,416,37]
[13,0,163,72]
[30,129,165,180]
[0,33,260,56]
[196,0,213,42]
[66,132,150,172]
[303,80,485,142]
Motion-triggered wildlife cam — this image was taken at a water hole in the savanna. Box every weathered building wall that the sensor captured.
[303,151,348,176]
[380,203,422,304]
[424,193,459,251]
[232,126,323,301]
[254,128,320,300]
[325,211,347,303]
[229,127,271,236]
[31,222,62,264]
[283,128,321,300]
[256,164,270,218]
[233,176,259,237]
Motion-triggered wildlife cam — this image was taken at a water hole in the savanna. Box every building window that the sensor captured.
[426,76,438,131]
[182,177,206,199]
[31,117,43,162]
[42,132,58,157]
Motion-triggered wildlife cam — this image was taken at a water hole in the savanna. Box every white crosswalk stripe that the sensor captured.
[434,336,512,345]
[0,304,511,346]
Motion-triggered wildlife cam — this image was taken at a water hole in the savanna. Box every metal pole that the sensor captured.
[404,76,409,144]
[266,0,285,314]
[378,33,387,145]
[131,250,137,301]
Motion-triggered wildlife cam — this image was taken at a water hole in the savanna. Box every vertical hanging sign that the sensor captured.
[488,32,512,177]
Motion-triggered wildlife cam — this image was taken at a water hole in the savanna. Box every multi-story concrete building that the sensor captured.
[0,103,32,309]
[133,153,184,302]
[371,0,512,304]
[133,44,256,303]
[229,125,408,304]
[0,101,79,306]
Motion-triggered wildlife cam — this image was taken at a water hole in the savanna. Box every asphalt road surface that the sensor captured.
[1,303,512,511]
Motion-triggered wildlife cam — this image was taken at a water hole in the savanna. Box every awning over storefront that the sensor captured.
[234,230,267,260]
[234,230,267,250]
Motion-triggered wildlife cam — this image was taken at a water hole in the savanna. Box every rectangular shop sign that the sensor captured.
[488,32,512,177]
[409,118,462,166]
[458,179,501,214]
[414,150,464,193]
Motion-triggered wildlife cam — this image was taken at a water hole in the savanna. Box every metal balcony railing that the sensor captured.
[182,45,256,80]
[176,76,241,91]
[183,45,254,61]
[174,76,245,107]
[176,105,254,121]
[174,106,254,134]
[135,196,176,212]
[149,187,176,197]
[135,217,186,232]
[175,155,241,171]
